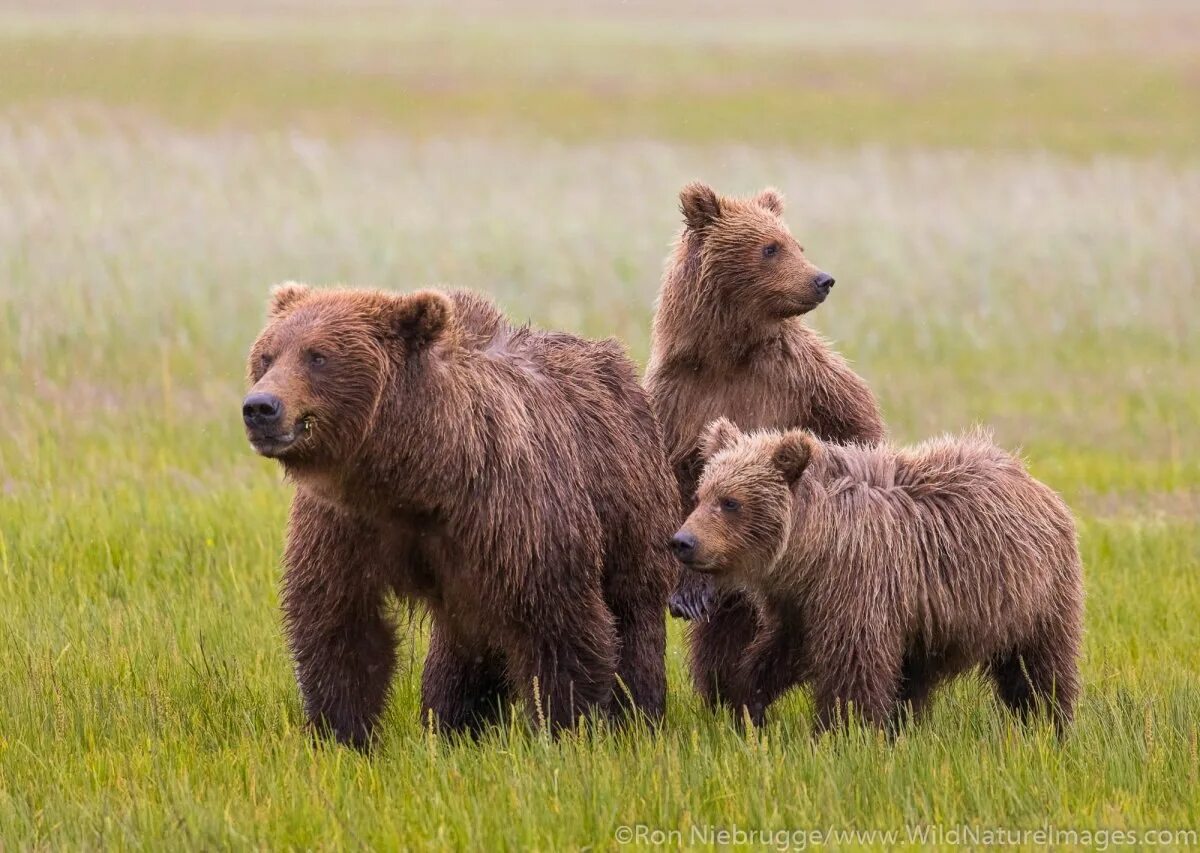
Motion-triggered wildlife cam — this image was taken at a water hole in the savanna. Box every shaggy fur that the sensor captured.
[643,182,886,707]
[675,419,1083,734]
[244,285,678,748]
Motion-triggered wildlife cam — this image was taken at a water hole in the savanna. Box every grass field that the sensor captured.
[1,2,1198,849]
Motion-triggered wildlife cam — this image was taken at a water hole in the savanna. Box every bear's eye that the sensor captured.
[307,351,327,367]
[762,242,780,259]
[260,353,274,370]
[720,497,741,513]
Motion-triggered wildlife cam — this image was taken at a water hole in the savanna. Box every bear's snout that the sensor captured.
[813,271,835,295]
[670,530,699,563]
[243,392,284,430]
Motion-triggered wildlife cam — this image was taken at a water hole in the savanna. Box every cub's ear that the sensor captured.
[680,181,721,231]
[269,281,310,317]
[699,417,741,460]
[755,187,785,216]
[773,430,814,487]
[385,290,453,350]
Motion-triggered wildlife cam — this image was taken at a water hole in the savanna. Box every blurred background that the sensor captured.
[1,1,1197,845]
[4,0,1197,474]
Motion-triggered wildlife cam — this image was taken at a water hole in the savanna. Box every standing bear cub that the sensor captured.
[643,182,886,707]
[244,284,678,748]
[673,419,1083,734]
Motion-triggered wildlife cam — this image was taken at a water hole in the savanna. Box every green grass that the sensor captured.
[2,2,1199,848]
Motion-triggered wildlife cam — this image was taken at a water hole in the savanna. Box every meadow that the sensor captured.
[1,2,1198,848]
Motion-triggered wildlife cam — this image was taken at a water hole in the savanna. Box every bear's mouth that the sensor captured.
[681,559,719,575]
[782,291,827,317]
[248,416,313,458]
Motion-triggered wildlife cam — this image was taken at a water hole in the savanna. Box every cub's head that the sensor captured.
[679,181,835,318]
[671,418,815,580]
[243,283,452,469]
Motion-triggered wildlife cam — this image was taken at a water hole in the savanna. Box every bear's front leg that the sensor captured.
[687,593,761,710]
[281,491,397,751]
[728,617,807,728]
[810,618,902,733]
[420,622,509,737]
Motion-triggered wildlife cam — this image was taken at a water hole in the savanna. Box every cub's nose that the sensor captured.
[813,271,835,293]
[670,531,698,563]
[242,392,284,428]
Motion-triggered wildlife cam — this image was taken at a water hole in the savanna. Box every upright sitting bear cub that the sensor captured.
[244,284,678,748]
[643,182,886,708]
[674,419,1083,734]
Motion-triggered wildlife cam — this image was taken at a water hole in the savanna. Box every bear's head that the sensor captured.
[243,283,452,469]
[678,181,835,318]
[670,418,815,580]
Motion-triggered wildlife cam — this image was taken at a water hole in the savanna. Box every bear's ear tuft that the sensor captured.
[680,181,722,231]
[387,290,454,350]
[269,281,310,317]
[772,430,814,487]
[699,417,741,460]
[755,187,785,216]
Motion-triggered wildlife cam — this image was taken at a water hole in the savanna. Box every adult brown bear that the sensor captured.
[243,284,677,748]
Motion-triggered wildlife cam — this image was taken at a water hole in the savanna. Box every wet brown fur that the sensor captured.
[677,419,1083,734]
[643,182,886,708]
[245,284,678,748]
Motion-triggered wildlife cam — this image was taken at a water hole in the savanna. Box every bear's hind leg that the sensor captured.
[602,542,670,723]
[508,590,619,733]
[989,626,1080,734]
[605,599,667,724]
[420,622,509,737]
[890,652,951,732]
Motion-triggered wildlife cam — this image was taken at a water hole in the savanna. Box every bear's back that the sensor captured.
[810,433,1077,650]
[892,432,1028,503]
[819,432,1028,506]
[447,301,677,565]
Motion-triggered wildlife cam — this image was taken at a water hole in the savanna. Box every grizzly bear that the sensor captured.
[643,181,886,708]
[671,418,1083,734]
[243,284,678,748]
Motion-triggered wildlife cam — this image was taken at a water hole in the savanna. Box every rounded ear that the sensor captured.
[680,181,721,231]
[269,281,310,317]
[773,430,814,487]
[755,187,785,216]
[387,290,453,349]
[699,417,740,461]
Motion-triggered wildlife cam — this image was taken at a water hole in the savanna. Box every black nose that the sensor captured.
[670,531,698,562]
[814,271,835,293]
[243,392,283,428]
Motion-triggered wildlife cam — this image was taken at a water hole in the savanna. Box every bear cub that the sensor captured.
[244,284,678,748]
[672,418,1083,734]
[643,181,885,709]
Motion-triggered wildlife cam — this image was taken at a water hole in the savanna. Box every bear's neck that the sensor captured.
[748,445,836,596]
[334,356,479,519]
[649,240,793,373]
